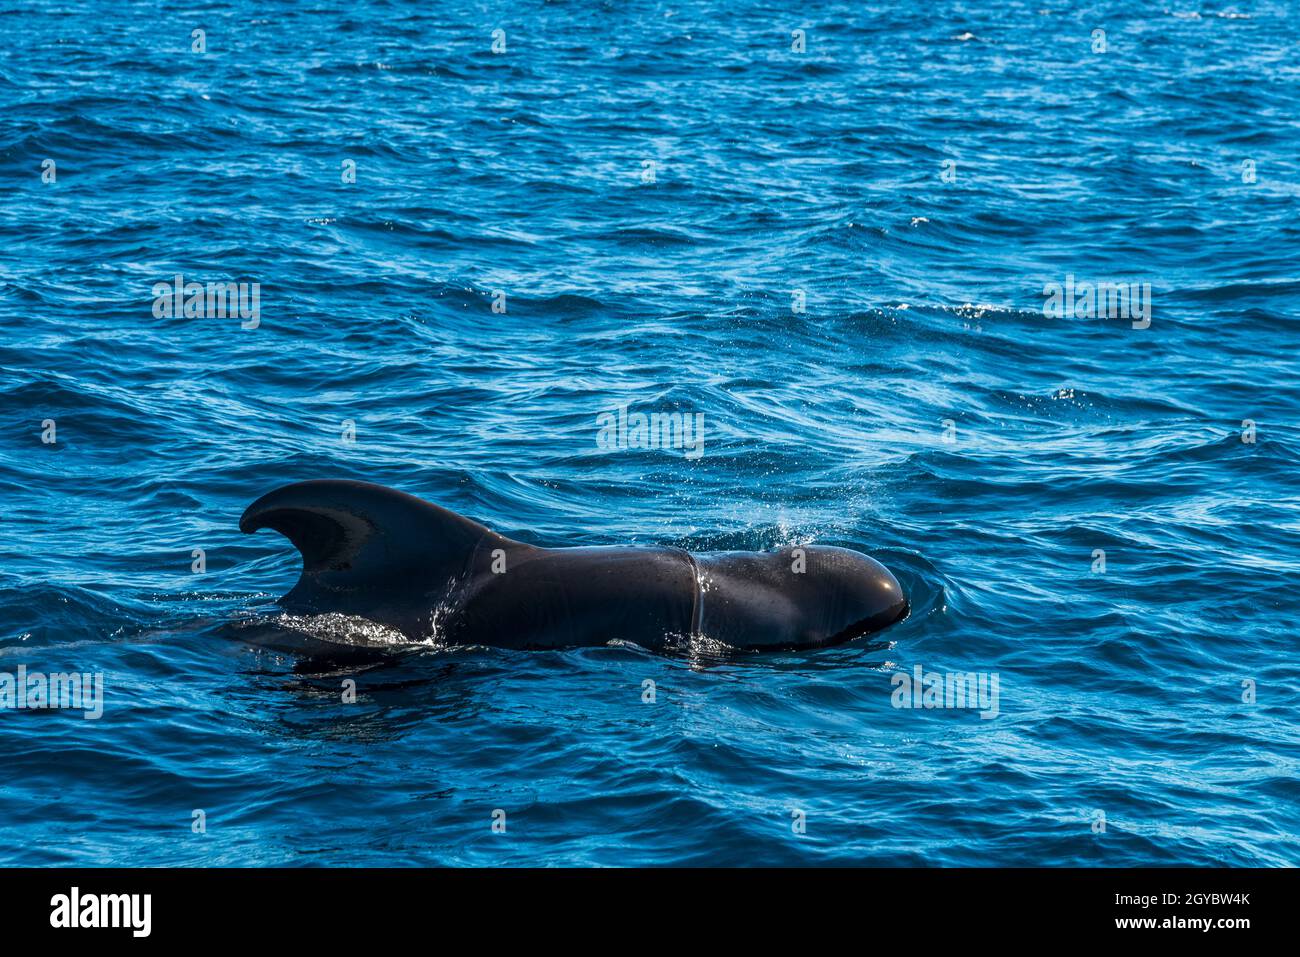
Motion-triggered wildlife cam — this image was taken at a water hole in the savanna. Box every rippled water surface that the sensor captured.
[1,1,1298,865]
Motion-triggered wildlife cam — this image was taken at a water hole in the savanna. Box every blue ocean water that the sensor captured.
[1,0,1298,866]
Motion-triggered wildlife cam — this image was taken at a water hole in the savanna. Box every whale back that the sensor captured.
[240,481,909,651]
[239,480,509,623]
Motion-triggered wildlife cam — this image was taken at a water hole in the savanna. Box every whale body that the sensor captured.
[240,480,909,652]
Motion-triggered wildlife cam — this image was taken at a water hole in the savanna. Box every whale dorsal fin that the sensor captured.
[239,480,504,601]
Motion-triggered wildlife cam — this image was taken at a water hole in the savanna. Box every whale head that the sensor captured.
[695,545,909,649]
[812,546,909,643]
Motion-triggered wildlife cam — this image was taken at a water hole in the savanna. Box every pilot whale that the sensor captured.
[240,480,909,651]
